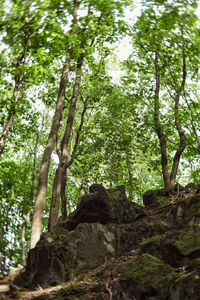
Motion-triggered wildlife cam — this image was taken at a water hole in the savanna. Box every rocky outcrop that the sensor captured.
[63,185,144,231]
[15,185,144,288]
[13,183,200,300]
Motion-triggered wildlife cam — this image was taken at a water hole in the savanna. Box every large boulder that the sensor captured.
[63,184,144,231]
[19,223,116,288]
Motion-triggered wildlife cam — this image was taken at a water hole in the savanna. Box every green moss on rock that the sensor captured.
[175,231,200,256]
[190,194,200,217]
[187,257,200,272]
[121,253,173,286]
[140,234,163,247]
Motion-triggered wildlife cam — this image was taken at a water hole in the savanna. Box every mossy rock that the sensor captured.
[140,230,200,268]
[190,193,200,218]
[121,253,172,285]
[169,270,200,300]
[143,189,170,207]
[186,257,200,272]
[120,253,173,299]
[175,231,200,256]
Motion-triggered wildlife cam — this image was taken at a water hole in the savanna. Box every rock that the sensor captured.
[64,185,144,231]
[169,270,200,300]
[18,223,116,288]
[140,229,200,267]
[68,184,111,230]
[119,254,174,299]
[143,189,169,207]
[14,183,200,299]
[106,185,144,224]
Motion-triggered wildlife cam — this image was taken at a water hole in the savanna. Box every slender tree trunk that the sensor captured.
[169,49,186,187]
[21,113,48,264]
[154,46,171,190]
[61,169,68,219]
[125,149,133,200]
[48,7,100,229]
[48,57,84,230]
[61,99,88,219]
[0,114,15,156]
[0,42,28,157]
[30,65,69,248]
[154,41,186,190]
[0,78,20,156]
[30,0,80,249]
[110,153,117,189]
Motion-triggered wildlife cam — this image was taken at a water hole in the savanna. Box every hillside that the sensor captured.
[1,183,200,299]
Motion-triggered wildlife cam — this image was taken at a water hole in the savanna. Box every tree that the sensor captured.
[128,0,199,190]
[0,0,42,155]
[30,0,130,248]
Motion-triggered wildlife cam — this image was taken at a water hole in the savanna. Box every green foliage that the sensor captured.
[0,0,200,274]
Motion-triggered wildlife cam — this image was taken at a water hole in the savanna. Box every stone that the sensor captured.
[143,189,169,207]
[18,223,116,288]
[13,183,200,299]
[119,254,174,300]
[64,185,144,231]
[68,184,111,230]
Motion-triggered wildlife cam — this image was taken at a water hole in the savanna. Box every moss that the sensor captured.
[52,226,69,237]
[107,190,120,203]
[174,270,194,284]
[140,234,162,247]
[190,194,200,217]
[155,196,169,205]
[175,231,200,255]
[121,253,172,286]
[158,273,178,298]
[187,257,200,271]
[62,286,87,297]
[95,292,103,299]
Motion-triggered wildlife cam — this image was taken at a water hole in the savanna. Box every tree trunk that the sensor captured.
[0,78,20,156]
[0,113,15,156]
[61,169,68,219]
[30,64,69,248]
[0,43,28,157]
[21,113,48,263]
[125,149,133,200]
[154,46,171,190]
[30,1,80,249]
[169,48,186,187]
[48,57,84,230]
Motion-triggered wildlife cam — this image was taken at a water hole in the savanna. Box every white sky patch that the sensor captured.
[197,1,200,15]
[108,1,141,82]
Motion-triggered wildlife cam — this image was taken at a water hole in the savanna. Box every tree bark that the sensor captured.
[154,46,171,190]
[0,38,29,157]
[0,113,15,156]
[21,113,48,263]
[30,1,79,249]
[61,99,88,219]
[154,42,186,190]
[125,149,133,200]
[169,48,186,187]
[48,56,84,230]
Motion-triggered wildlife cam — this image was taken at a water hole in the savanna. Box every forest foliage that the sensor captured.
[0,0,200,273]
